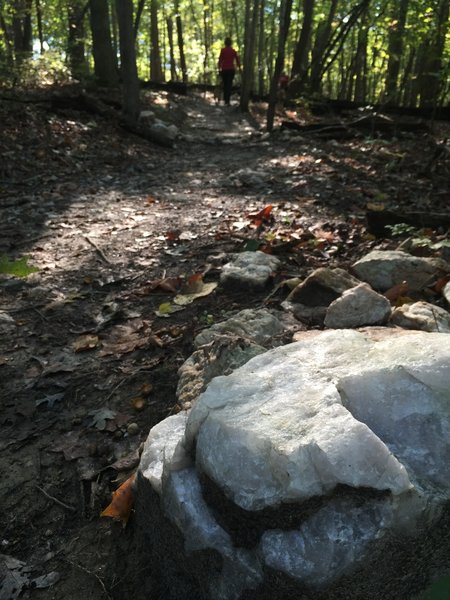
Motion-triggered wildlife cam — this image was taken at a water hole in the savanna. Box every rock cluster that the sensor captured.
[136,248,450,600]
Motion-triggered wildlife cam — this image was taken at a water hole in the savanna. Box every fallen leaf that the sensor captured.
[166,230,180,241]
[434,275,450,293]
[100,473,136,527]
[249,204,273,227]
[36,393,64,408]
[89,408,116,430]
[0,255,39,277]
[140,383,153,395]
[383,281,409,303]
[155,302,185,317]
[72,334,99,352]
[174,282,218,306]
[99,319,152,357]
[182,273,204,294]
[366,202,385,211]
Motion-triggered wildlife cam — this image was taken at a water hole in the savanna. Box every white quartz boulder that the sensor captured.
[186,330,450,511]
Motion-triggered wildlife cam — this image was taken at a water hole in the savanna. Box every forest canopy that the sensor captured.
[1,0,449,109]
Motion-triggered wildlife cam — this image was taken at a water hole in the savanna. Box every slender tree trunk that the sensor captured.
[89,0,119,86]
[289,0,315,96]
[267,0,293,131]
[257,0,265,96]
[67,1,88,80]
[150,0,163,81]
[353,8,369,102]
[384,0,409,104]
[310,0,338,94]
[35,0,44,53]
[166,16,177,80]
[12,0,33,62]
[176,14,187,83]
[240,0,259,111]
[0,10,14,68]
[134,0,146,39]
[418,0,449,108]
[115,0,140,123]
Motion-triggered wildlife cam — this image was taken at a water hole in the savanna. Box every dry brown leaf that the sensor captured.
[383,281,409,303]
[99,319,152,357]
[100,473,135,527]
[72,334,99,352]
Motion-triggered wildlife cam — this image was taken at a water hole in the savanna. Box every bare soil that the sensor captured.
[0,86,449,599]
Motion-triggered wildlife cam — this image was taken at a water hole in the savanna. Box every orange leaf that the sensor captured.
[100,474,136,527]
[166,230,180,241]
[182,273,204,294]
[434,275,450,294]
[249,204,273,227]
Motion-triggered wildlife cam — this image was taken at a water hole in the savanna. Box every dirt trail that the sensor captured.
[0,89,448,599]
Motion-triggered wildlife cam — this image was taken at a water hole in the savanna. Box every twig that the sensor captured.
[84,235,113,264]
[65,559,112,600]
[35,484,76,512]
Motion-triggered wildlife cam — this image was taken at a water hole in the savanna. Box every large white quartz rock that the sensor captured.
[352,250,450,292]
[185,330,450,511]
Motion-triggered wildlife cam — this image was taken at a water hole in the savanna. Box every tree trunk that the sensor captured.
[310,0,338,94]
[257,0,265,96]
[267,0,293,131]
[176,14,187,83]
[384,0,409,104]
[353,8,369,102]
[150,0,163,81]
[67,1,88,80]
[115,0,140,123]
[289,0,315,96]
[12,0,33,62]
[35,0,44,53]
[166,16,177,80]
[418,0,449,108]
[240,0,259,111]
[134,0,146,39]
[89,0,119,86]
[0,10,14,68]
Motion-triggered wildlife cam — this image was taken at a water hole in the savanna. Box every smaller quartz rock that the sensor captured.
[352,250,450,292]
[391,301,450,333]
[287,267,361,306]
[443,281,450,305]
[220,251,280,289]
[324,283,391,328]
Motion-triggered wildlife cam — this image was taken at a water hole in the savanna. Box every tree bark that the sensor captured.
[67,0,88,80]
[289,0,315,96]
[35,0,44,53]
[310,0,338,94]
[150,0,163,81]
[89,0,119,86]
[115,0,140,123]
[384,0,409,104]
[240,0,259,111]
[267,0,293,131]
[176,14,187,83]
[166,16,177,80]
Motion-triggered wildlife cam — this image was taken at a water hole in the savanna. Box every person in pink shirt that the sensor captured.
[218,38,240,105]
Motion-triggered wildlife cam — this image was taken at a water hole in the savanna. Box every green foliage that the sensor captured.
[385,223,450,251]
[0,255,39,278]
[423,573,450,600]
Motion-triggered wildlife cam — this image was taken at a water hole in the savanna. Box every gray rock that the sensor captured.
[194,309,284,348]
[324,283,392,328]
[352,250,450,292]
[391,301,450,333]
[287,267,361,306]
[220,252,280,289]
[177,309,285,409]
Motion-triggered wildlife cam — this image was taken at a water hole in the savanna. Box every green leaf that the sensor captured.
[0,255,39,278]
[424,573,450,600]
[243,239,261,252]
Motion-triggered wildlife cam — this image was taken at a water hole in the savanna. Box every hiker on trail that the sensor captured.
[218,38,240,106]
